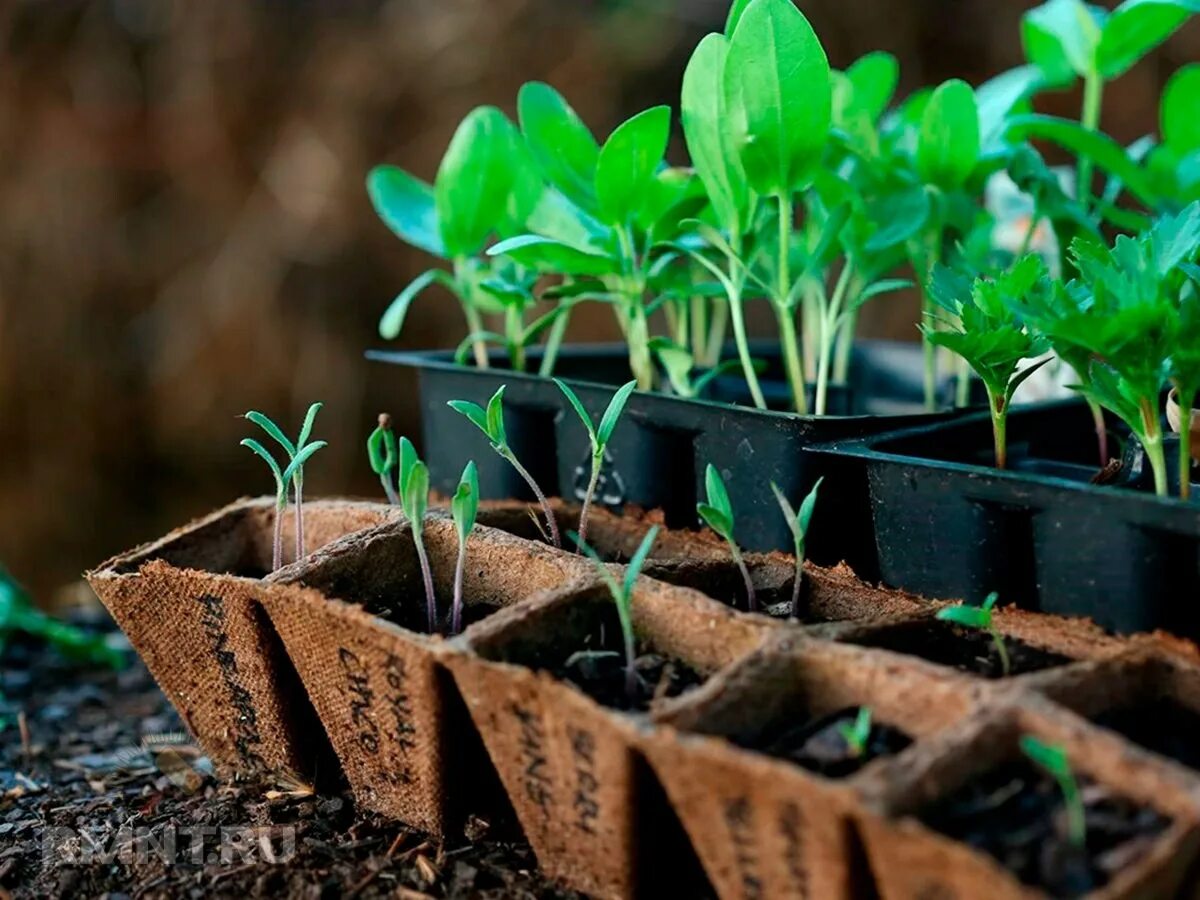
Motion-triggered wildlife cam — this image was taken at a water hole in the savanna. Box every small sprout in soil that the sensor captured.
[837,706,873,759]
[935,592,1010,676]
[554,378,636,550]
[367,413,400,506]
[241,404,328,572]
[450,461,479,635]
[771,478,822,618]
[697,464,756,611]
[398,437,437,633]
[1020,735,1087,850]
[572,526,659,704]
[449,385,561,548]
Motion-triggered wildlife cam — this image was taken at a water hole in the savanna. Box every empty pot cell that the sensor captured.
[447,576,773,899]
[262,518,593,836]
[858,704,1200,900]
[85,497,396,776]
[642,636,978,900]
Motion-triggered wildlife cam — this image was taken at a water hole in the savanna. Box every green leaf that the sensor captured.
[725,0,754,35]
[704,463,733,521]
[850,279,914,315]
[367,425,397,476]
[297,402,322,450]
[594,106,672,226]
[983,591,1000,612]
[488,235,616,277]
[448,400,490,439]
[518,82,601,214]
[771,482,801,549]
[724,0,831,196]
[281,440,327,484]
[1021,0,1103,84]
[845,51,900,122]
[917,79,981,190]
[696,503,733,540]
[597,380,637,446]
[244,411,296,458]
[241,438,285,499]
[405,460,430,524]
[838,706,872,756]
[935,603,992,629]
[554,378,597,445]
[624,526,660,597]
[1098,0,1199,79]
[453,331,505,366]
[398,437,419,511]
[1020,735,1072,778]
[486,385,508,447]
[366,165,446,258]
[864,186,931,252]
[1163,64,1200,153]
[976,65,1045,152]
[797,477,822,536]
[452,461,479,543]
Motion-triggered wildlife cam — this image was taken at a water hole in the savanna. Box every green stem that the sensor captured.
[539,304,571,377]
[816,266,854,416]
[729,544,757,612]
[833,306,859,385]
[802,282,820,384]
[627,304,655,391]
[1140,398,1168,498]
[778,307,808,415]
[727,275,767,409]
[456,258,489,369]
[690,292,706,362]
[988,387,1008,470]
[451,539,467,635]
[504,449,562,548]
[989,626,1011,677]
[505,304,526,372]
[922,291,938,412]
[577,455,602,552]
[1086,397,1108,466]
[1078,72,1104,215]
[704,297,729,368]
[1058,769,1087,849]
[956,356,972,408]
[271,497,286,572]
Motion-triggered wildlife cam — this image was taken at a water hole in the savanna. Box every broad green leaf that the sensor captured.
[936,604,991,629]
[452,461,479,543]
[518,82,600,214]
[797,477,822,535]
[594,106,671,226]
[489,235,616,277]
[597,380,637,446]
[398,437,419,509]
[554,378,597,445]
[1098,0,1199,79]
[864,186,931,252]
[1021,0,1103,84]
[436,107,524,257]
[486,385,508,447]
[725,0,754,35]
[1020,735,1072,778]
[281,440,327,483]
[366,166,446,258]
[297,402,322,450]
[725,0,831,196]
[525,188,608,251]
[704,463,733,520]
[976,65,1045,152]
[624,526,660,596]
[845,52,900,122]
[405,460,429,523]
[1163,64,1200,153]
[448,400,490,437]
[917,79,981,190]
[245,411,296,458]
[696,503,733,539]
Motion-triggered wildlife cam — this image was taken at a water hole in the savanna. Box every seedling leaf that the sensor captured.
[240,438,285,495]
[696,503,733,540]
[297,402,322,449]
[380,269,447,340]
[936,603,992,629]
[366,165,446,258]
[518,82,600,213]
[488,235,615,276]
[594,106,672,226]
[623,526,659,597]
[597,380,637,446]
[282,441,327,484]
[554,378,597,445]
[917,79,981,190]
[485,385,508,447]
[452,461,480,544]
[837,706,873,758]
[448,400,491,439]
[245,411,296,458]
[704,464,734,521]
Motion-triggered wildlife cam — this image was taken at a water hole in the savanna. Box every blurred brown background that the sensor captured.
[1,0,1196,601]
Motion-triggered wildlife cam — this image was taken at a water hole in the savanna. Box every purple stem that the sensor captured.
[576,458,601,554]
[380,472,400,506]
[294,480,305,563]
[271,501,286,572]
[452,540,467,635]
[790,560,803,619]
[507,453,561,549]
[623,627,638,703]
[414,528,437,633]
[732,546,757,612]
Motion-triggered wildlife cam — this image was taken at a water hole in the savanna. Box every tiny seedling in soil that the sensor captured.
[398,437,437,633]
[1021,735,1086,851]
[450,461,479,635]
[935,592,1010,676]
[449,385,561,548]
[697,464,756,611]
[241,404,327,572]
[366,413,400,506]
[771,478,822,617]
[554,378,636,550]
[838,706,873,758]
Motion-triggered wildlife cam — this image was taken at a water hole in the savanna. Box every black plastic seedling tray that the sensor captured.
[813,398,1200,638]
[367,340,961,578]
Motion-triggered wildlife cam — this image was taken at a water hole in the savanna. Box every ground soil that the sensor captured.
[0,630,580,900]
[736,707,913,779]
[549,637,705,713]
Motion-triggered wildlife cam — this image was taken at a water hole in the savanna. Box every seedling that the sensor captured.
[771,478,822,618]
[398,438,437,633]
[450,461,479,635]
[1170,291,1200,499]
[650,338,765,400]
[837,706,873,759]
[367,413,400,506]
[697,464,756,611]
[241,404,327,572]
[1020,735,1087,849]
[936,592,1011,676]
[449,385,561,548]
[572,526,659,703]
[554,378,636,549]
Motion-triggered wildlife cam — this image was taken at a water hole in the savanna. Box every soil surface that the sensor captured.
[919,760,1168,897]
[738,707,913,779]
[1092,699,1200,774]
[551,639,705,713]
[0,631,580,899]
[848,619,1071,678]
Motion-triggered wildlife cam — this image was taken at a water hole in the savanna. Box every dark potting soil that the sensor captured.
[367,595,498,637]
[736,707,913,779]
[918,760,1168,897]
[549,635,705,713]
[1092,699,1200,774]
[847,619,1071,678]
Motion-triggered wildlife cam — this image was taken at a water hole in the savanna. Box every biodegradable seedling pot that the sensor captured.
[857,702,1200,899]
[445,576,777,899]
[85,497,396,776]
[260,517,595,837]
[641,635,980,900]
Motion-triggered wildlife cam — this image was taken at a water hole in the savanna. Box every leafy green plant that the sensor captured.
[367,413,400,506]
[649,338,765,400]
[554,378,636,549]
[1020,735,1087,849]
[450,461,479,635]
[1170,291,1200,499]
[449,385,561,548]
[697,464,756,611]
[572,526,659,702]
[241,404,327,571]
[936,592,1011,676]
[837,706,873,758]
[397,437,437,633]
[771,478,822,618]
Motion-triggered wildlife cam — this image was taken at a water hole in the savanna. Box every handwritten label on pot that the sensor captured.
[336,647,418,786]
[568,726,600,835]
[511,703,553,817]
[779,801,809,899]
[196,593,265,770]
[572,445,625,508]
[724,796,763,900]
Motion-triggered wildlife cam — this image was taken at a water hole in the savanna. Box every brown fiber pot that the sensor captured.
[445,575,779,899]
[856,700,1200,899]
[261,517,595,837]
[85,497,396,777]
[641,634,981,900]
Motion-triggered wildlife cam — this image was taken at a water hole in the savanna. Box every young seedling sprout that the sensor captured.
[398,437,437,633]
[697,464,756,611]
[838,707,873,759]
[449,385,561,549]
[573,526,659,704]
[450,461,479,635]
[367,413,400,506]
[935,592,1010,676]
[554,378,636,549]
[771,478,823,618]
[1021,735,1087,850]
[241,403,327,572]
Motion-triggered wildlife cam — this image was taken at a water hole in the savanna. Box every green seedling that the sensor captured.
[1170,287,1200,500]
[367,413,400,506]
[449,385,561,548]
[771,478,822,618]
[572,526,659,703]
[554,378,636,549]
[650,338,765,400]
[838,706,873,759]
[398,437,437,633]
[936,592,1010,676]
[1021,735,1087,849]
[241,403,327,572]
[450,461,479,635]
[697,464,756,611]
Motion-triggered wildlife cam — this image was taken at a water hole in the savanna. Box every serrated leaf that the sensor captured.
[452,461,479,543]
[917,79,981,190]
[594,106,672,226]
[488,235,616,277]
[518,82,601,214]
[597,380,637,446]
[366,165,446,258]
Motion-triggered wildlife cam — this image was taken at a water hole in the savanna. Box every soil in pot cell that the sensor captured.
[738,705,913,779]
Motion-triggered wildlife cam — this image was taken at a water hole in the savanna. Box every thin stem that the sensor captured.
[917,224,943,412]
[1140,398,1168,498]
[1059,770,1087,849]
[577,455,602,553]
[505,451,561,548]
[271,499,285,572]
[505,304,526,372]
[833,306,859,385]
[1182,409,1193,502]
[1077,72,1104,214]
[777,194,791,310]
[704,297,728,368]
[730,544,757,612]
[988,388,1008,470]
[380,472,400,506]
[802,282,820,384]
[816,265,854,416]
[955,357,972,408]
[726,276,767,409]
[778,307,808,415]
[539,303,571,377]
[452,538,467,634]
[627,304,655,391]
[989,626,1011,677]
[457,258,489,369]
[690,292,706,363]
[623,618,639,702]
[414,527,437,633]
[1087,398,1109,466]
[294,480,305,562]
[791,557,803,619]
